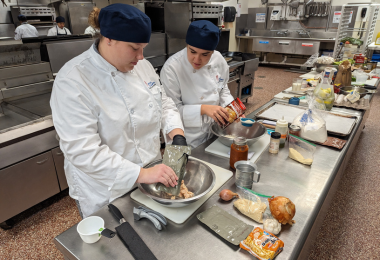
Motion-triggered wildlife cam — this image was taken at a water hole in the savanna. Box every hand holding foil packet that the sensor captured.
[156,144,191,196]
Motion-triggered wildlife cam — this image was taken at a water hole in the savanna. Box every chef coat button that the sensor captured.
[131,109,134,114]
[208,66,211,70]
[200,96,204,100]
[149,103,153,108]
[214,90,217,94]
[111,72,115,77]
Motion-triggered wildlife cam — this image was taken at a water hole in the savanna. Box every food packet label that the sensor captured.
[240,227,284,260]
[346,90,360,103]
[222,98,246,129]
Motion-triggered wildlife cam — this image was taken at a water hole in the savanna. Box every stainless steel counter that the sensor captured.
[54,97,369,260]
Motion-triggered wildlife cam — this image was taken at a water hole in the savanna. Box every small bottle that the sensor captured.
[269,132,281,154]
[230,137,249,169]
[275,116,288,148]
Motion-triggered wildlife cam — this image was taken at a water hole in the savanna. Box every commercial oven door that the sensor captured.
[227,78,239,99]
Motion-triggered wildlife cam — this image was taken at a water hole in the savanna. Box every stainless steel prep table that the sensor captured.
[53,95,370,260]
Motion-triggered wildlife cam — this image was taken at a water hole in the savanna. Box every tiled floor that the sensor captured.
[0,66,379,259]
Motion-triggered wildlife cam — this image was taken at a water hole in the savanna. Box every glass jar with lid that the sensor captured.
[230,137,249,169]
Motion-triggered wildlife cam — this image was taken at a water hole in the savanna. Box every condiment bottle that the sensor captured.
[288,124,301,137]
[230,137,248,169]
[275,116,288,148]
[269,132,281,154]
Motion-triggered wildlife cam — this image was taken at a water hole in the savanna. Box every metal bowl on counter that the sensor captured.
[314,63,338,73]
[340,86,368,99]
[138,159,216,208]
[210,121,266,147]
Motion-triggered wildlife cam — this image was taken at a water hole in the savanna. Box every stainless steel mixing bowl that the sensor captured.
[210,121,266,147]
[137,158,216,208]
[339,86,368,99]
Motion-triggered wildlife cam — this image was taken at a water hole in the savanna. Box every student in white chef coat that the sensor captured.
[47,16,71,36]
[14,15,39,40]
[84,7,100,36]
[161,20,238,148]
[50,4,186,218]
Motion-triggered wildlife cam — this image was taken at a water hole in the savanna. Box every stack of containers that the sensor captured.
[342,43,356,60]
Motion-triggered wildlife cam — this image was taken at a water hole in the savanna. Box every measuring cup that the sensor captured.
[234,161,260,189]
[77,216,105,244]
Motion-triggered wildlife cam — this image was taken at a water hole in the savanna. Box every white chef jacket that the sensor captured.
[47,26,71,36]
[50,40,183,218]
[14,22,39,40]
[84,26,99,36]
[160,48,234,148]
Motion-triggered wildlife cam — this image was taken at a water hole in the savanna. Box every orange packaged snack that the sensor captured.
[240,227,284,260]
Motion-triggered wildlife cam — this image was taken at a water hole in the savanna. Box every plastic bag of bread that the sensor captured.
[233,187,267,223]
[240,227,284,260]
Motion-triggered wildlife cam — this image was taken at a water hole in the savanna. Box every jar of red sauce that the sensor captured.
[230,137,249,169]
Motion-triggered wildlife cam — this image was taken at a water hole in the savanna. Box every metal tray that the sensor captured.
[254,102,358,137]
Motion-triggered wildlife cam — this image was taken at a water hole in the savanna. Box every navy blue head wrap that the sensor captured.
[56,16,65,23]
[99,4,151,43]
[186,20,220,51]
[18,15,27,22]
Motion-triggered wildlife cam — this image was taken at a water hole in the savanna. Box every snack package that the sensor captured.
[240,227,284,260]
[222,98,246,129]
[292,96,328,143]
[156,144,191,196]
[288,134,316,166]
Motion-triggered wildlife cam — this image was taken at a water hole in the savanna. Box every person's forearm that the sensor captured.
[168,128,184,139]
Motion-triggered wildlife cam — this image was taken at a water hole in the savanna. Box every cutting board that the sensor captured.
[205,133,270,163]
[274,87,308,103]
[130,158,233,224]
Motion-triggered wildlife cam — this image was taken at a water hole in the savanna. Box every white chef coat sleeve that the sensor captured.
[66,28,72,35]
[160,64,202,128]
[219,64,234,107]
[33,27,39,37]
[152,72,184,142]
[14,27,21,40]
[50,77,141,197]
[47,28,55,36]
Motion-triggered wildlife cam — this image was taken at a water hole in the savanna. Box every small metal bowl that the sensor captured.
[314,63,338,73]
[137,158,216,208]
[210,120,266,147]
[339,86,368,99]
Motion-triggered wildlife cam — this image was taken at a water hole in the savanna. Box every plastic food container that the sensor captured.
[77,216,104,244]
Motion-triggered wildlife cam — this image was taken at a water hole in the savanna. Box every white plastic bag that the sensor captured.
[292,96,328,143]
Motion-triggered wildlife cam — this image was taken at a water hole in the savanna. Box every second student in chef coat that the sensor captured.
[50,4,186,218]
[160,20,235,148]
[47,16,71,36]
[84,7,100,36]
[14,15,39,40]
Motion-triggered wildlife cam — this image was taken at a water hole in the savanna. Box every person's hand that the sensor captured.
[201,105,229,125]
[137,164,178,187]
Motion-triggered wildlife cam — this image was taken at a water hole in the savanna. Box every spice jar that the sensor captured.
[289,125,301,137]
[269,132,281,154]
[230,137,249,169]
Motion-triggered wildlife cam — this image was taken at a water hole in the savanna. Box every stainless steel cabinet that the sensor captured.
[52,147,68,191]
[0,151,60,223]
[252,38,274,53]
[294,41,320,55]
[274,39,295,54]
